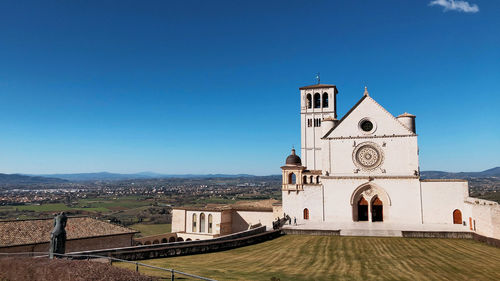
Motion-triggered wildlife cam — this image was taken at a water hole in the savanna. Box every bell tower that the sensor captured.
[299,83,338,170]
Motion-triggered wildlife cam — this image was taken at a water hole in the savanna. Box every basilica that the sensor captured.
[171,82,499,240]
[281,83,500,237]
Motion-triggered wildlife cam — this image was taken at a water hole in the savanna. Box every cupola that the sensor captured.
[285,149,302,166]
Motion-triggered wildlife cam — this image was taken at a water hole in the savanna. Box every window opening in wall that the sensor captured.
[192,213,197,232]
[307,119,312,127]
[303,175,307,184]
[208,214,213,233]
[200,213,205,232]
[453,209,462,224]
[371,196,383,222]
[307,94,312,109]
[313,118,322,127]
[357,197,369,221]
[303,208,309,220]
[288,173,296,184]
[322,92,329,107]
[314,93,321,108]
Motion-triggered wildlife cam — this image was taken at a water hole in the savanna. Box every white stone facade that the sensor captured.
[283,84,500,239]
[171,206,278,241]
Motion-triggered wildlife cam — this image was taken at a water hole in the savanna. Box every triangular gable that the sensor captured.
[323,95,415,138]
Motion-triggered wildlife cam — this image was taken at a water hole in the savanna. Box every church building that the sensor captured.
[281,83,500,237]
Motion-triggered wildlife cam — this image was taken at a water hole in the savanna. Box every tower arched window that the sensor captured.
[314,93,321,108]
[303,175,307,184]
[306,94,312,109]
[192,213,197,232]
[288,173,296,184]
[322,93,329,107]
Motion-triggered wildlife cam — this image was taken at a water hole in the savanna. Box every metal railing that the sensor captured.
[0,252,217,281]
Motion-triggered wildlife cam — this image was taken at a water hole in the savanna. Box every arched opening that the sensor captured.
[192,213,197,232]
[144,241,151,245]
[306,94,312,109]
[200,213,205,232]
[288,173,296,184]
[302,175,307,184]
[208,214,213,233]
[314,93,321,108]
[177,237,184,242]
[453,209,462,224]
[303,208,309,220]
[185,238,191,241]
[322,93,329,107]
[316,176,320,184]
[310,176,313,183]
[371,196,383,222]
[161,238,168,243]
[357,197,369,221]
[152,240,159,244]
[136,242,143,246]
[169,237,176,242]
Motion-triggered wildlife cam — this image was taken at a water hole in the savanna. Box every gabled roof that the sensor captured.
[322,94,415,139]
[0,216,138,247]
[299,84,337,91]
[322,95,367,138]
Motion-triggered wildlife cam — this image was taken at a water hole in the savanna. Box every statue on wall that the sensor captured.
[49,212,67,259]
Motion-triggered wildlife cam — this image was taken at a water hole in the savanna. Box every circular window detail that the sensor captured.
[360,120,373,132]
[353,142,384,170]
[358,118,376,134]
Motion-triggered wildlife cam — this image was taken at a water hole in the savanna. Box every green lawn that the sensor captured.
[129,223,171,236]
[0,197,153,214]
[115,235,500,281]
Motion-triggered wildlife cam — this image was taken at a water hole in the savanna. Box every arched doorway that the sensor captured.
[371,196,383,222]
[453,209,462,224]
[357,197,368,221]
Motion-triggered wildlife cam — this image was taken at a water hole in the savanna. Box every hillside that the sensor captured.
[0,173,67,186]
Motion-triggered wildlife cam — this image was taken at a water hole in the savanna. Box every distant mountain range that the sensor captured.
[37,167,500,181]
[420,167,500,179]
[0,167,497,185]
[31,172,256,182]
[0,174,67,185]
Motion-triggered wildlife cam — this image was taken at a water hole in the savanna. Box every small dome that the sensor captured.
[285,149,302,165]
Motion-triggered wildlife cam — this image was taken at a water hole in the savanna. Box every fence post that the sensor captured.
[171,269,174,281]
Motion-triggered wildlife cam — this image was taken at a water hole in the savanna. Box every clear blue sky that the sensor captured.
[0,0,498,175]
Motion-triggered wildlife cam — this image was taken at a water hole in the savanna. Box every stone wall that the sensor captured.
[68,226,275,260]
[0,233,135,254]
[282,229,340,236]
[402,231,473,239]
[134,233,179,245]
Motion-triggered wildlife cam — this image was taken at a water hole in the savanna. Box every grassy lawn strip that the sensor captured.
[114,235,500,281]
[129,223,171,236]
